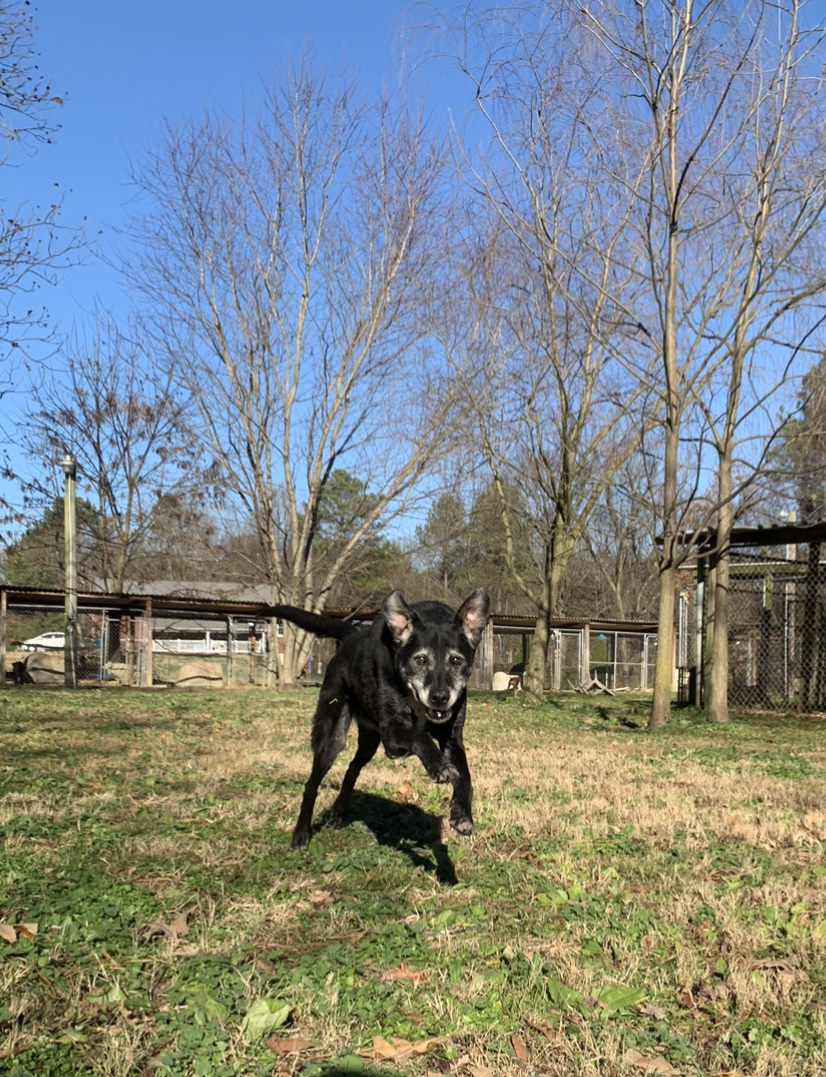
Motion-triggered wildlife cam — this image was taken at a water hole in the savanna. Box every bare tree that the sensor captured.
[426,6,655,700]
[126,59,462,684]
[0,0,81,362]
[20,313,200,592]
[699,5,826,723]
[0,1,85,527]
[581,0,826,725]
[580,455,660,621]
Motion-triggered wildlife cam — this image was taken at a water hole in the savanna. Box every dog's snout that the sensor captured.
[429,689,451,709]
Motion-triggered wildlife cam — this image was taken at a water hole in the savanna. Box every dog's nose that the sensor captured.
[429,689,450,709]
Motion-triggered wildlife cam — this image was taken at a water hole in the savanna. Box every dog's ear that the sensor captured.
[456,588,491,649]
[382,589,414,646]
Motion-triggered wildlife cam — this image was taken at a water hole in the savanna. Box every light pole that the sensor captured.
[62,454,78,688]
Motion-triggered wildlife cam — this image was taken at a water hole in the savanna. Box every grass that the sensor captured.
[1,687,825,1077]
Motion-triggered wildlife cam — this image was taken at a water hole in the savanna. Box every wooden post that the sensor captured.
[800,541,820,711]
[144,598,154,687]
[225,617,235,686]
[693,556,705,707]
[479,617,494,688]
[0,588,6,688]
[581,623,591,684]
[62,454,78,688]
[267,616,280,688]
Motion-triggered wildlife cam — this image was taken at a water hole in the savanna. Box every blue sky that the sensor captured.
[1,0,473,521]
[8,0,441,335]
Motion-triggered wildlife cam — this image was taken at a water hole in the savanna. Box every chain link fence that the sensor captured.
[1,601,304,688]
[4,593,661,694]
[678,541,826,713]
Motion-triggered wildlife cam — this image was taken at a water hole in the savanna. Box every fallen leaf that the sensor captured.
[0,924,17,944]
[397,779,416,801]
[623,1047,679,1075]
[141,907,193,943]
[241,998,291,1042]
[166,910,191,937]
[266,1035,312,1054]
[511,1035,529,1061]
[749,958,806,984]
[363,1034,451,1061]
[526,1017,559,1043]
[381,961,428,984]
[596,983,647,1010]
[14,923,37,939]
[468,1068,495,1077]
[308,888,335,909]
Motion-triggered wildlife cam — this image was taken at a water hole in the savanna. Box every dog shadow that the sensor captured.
[317,790,458,885]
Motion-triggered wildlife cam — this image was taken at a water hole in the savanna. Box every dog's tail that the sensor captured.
[263,604,362,642]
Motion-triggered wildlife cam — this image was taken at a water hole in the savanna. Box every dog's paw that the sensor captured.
[430,762,460,784]
[290,829,310,852]
[449,804,473,836]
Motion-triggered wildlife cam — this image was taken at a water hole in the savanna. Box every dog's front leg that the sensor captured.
[383,723,459,784]
[440,739,473,836]
[413,732,460,784]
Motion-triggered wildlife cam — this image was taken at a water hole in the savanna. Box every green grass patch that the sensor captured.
[1,688,825,1076]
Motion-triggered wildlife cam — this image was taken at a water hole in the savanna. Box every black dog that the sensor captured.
[268,589,490,851]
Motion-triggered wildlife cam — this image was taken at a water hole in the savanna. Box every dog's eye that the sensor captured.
[450,655,463,667]
[414,654,428,666]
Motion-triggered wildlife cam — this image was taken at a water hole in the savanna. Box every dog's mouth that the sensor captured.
[407,691,454,724]
[425,706,450,723]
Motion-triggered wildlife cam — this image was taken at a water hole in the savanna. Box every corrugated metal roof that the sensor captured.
[0,585,658,634]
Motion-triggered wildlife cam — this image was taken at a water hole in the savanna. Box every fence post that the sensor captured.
[581,623,590,684]
[226,617,234,685]
[693,556,705,706]
[800,541,820,711]
[479,617,494,688]
[248,623,256,684]
[62,454,78,689]
[144,598,154,687]
[0,588,6,688]
[267,616,280,688]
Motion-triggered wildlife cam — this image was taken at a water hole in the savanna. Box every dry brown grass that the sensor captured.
[2,688,825,1076]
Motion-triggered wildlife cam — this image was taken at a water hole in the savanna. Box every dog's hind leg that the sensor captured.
[331,723,381,825]
[291,698,350,852]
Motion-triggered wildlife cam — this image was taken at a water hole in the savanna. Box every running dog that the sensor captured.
[268,588,491,851]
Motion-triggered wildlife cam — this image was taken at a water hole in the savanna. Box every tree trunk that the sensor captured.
[524,531,572,702]
[650,414,679,728]
[524,607,551,701]
[707,480,732,722]
[650,567,675,727]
